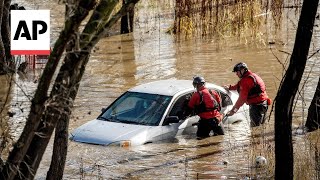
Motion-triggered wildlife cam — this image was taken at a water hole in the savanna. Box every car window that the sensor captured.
[99,92,172,126]
[208,88,232,107]
[168,93,193,120]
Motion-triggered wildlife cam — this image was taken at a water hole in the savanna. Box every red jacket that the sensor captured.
[188,86,223,121]
[229,70,268,111]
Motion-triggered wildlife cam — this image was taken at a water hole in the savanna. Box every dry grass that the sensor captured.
[247,125,320,179]
[173,0,266,39]
[294,131,320,180]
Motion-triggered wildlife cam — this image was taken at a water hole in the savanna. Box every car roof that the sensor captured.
[128,79,226,96]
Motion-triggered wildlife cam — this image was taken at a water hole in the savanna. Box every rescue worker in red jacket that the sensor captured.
[224,62,270,127]
[188,76,225,139]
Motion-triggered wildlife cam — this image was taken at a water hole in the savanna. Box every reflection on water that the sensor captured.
[1,0,320,179]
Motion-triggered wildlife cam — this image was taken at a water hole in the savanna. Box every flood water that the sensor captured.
[1,0,320,179]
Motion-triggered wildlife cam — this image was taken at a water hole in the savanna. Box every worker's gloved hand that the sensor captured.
[223,85,230,90]
[226,110,235,117]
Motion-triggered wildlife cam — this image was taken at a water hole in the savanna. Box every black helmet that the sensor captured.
[193,76,205,87]
[233,62,248,72]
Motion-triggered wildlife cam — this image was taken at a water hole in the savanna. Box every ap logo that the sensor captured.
[10,10,50,55]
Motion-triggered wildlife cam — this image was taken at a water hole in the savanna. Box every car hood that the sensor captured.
[70,119,153,145]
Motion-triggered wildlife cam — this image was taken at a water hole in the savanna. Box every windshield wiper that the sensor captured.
[97,116,108,121]
[138,121,150,126]
[119,120,140,125]
[97,116,118,122]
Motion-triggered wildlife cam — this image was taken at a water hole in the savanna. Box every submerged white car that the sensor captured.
[70,80,249,147]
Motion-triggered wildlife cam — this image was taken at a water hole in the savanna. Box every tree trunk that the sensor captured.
[274,0,319,179]
[121,0,135,34]
[305,77,320,131]
[45,2,76,179]
[16,1,140,179]
[0,0,6,75]
[18,52,84,180]
[1,0,11,67]
[79,0,119,48]
[0,1,97,179]
[45,107,71,180]
[0,0,12,75]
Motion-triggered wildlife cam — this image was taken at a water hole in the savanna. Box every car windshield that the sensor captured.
[99,92,172,126]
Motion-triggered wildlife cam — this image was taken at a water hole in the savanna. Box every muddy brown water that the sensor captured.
[1,0,320,179]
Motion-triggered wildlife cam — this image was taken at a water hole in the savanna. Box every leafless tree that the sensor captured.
[305,77,320,131]
[0,0,13,74]
[0,0,140,179]
[274,0,319,179]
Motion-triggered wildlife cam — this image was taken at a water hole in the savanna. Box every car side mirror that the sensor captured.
[163,116,180,125]
[101,108,106,112]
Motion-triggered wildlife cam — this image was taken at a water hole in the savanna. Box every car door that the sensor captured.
[161,92,198,139]
[209,88,233,114]
[211,88,248,124]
